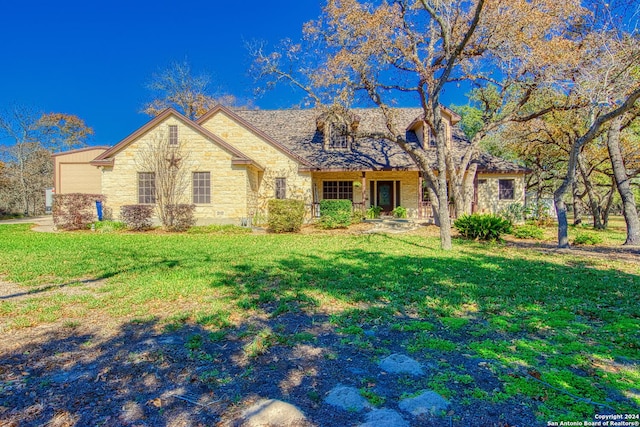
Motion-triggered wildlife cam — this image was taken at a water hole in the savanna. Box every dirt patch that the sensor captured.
[0,308,542,427]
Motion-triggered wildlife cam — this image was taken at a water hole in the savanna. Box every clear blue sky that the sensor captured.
[0,0,322,147]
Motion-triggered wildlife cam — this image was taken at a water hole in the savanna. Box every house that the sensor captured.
[55,105,527,224]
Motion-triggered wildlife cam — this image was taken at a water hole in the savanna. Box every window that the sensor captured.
[275,177,286,199]
[323,181,353,200]
[426,128,436,147]
[169,125,178,146]
[498,179,515,200]
[328,122,350,150]
[138,172,156,204]
[193,172,211,204]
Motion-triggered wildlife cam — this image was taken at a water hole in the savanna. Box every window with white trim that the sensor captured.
[193,172,211,204]
[169,125,178,146]
[138,172,156,204]
[327,122,350,150]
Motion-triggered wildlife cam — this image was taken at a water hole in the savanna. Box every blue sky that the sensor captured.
[0,0,322,147]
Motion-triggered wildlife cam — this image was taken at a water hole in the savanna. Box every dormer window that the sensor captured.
[328,122,351,150]
[316,107,360,151]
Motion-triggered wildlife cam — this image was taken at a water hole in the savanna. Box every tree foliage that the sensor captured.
[252,0,589,249]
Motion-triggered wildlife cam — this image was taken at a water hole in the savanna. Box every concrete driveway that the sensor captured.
[0,215,55,232]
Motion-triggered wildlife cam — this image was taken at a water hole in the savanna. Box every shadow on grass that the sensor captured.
[0,234,638,426]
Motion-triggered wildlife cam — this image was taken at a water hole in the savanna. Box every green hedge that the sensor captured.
[267,199,305,233]
[318,199,353,229]
[454,213,512,241]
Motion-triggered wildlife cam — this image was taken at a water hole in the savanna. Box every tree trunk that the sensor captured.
[577,154,604,229]
[434,112,452,250]
[554,143,581,248]
[572,181,582,225]
[607,117,640,245]
[600,182,615,230]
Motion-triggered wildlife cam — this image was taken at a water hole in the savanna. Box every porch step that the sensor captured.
[364,218,419,233]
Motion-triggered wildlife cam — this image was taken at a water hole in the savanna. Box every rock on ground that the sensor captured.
[324,385,372,412]
[398,390,450,416]
[359,408,410,427]
[379,353,424,376]
[238,399,308,427]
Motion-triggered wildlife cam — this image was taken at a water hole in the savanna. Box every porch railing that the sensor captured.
[418,202,456,220]
[309,201,366,218]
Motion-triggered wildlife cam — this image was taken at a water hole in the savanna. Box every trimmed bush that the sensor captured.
[512,224,544,239]
[164,204,196,232]
[454,213,512,241]
[53,193,105,231]
[120,205,154,231]
[318,199,352,229]
[267,199,305,233]
[573,232,603,245]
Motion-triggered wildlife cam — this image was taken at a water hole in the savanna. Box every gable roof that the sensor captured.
[197,105,317,169]
[91,108,264,170]
[232,108,527,173]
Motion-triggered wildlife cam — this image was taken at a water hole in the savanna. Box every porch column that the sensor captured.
[418,174,424,219]
[361,172,367,207]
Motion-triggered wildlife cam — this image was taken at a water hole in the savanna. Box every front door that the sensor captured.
[377,181,395,214]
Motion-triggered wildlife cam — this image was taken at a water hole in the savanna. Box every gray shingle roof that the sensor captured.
[233,108,527,173]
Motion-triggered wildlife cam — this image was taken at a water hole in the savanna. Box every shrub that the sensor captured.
[512,224,544,239]
[573,232,603,245]
[392,206,408,218]
[120,205,154,231]
[53,193,105,231]
[267,199,305,233]
[164,204,196,232]
[366,205,383,219]
[498,203,527,225]
[318,199,352,229]
[454,213,512,241]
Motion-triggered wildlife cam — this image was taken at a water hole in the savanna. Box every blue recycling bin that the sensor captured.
[96,200,103,221]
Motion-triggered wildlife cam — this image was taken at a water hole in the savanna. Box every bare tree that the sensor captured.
[142,60,242,120]
[135,130,192,230]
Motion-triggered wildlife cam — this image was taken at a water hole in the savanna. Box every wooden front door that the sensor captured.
[377,181,395,214]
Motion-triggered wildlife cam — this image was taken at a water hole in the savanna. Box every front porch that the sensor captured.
[309,170,459,221]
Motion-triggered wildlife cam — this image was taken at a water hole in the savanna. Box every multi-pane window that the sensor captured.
[323,181,353,201]
[192,172,211,204]
[169,125,178,146]
[328,122,350,150]
[138,172,156,204]
[275,178,286,199]
[498,179,515,200]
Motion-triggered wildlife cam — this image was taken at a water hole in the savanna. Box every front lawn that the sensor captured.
[0,224,638,425]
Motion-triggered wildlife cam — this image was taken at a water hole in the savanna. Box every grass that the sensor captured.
[0,223,638,422]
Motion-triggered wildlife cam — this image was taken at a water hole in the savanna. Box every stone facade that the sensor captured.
[55,105,528,226]
[475,173,526,214]
[100,115,251,224]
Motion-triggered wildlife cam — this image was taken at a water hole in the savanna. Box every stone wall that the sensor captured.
[101,115,249,224]
[475,173,526,214]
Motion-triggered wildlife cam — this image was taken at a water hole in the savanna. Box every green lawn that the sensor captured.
[0,223,638,422]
